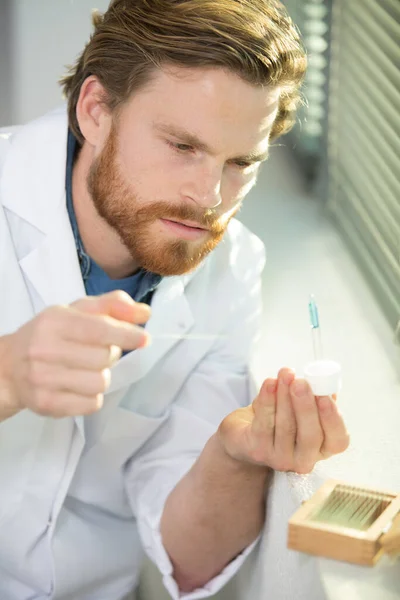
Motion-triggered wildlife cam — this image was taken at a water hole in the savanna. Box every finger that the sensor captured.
[29,362,112,396]
[73,291,151,325]
[252,378,277,441]
[274,368,296,457]
[33,391,104,417]
[61,311,150,350]
[290,379,323,473]
[317,395,350,458]
[27,340,122,370]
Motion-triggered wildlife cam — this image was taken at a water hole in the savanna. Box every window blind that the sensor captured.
[326,0,400,337]
[282,0,332,181]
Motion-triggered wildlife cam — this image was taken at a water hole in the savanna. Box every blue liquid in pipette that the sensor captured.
[309,295,320,329]
[308,295,323,360]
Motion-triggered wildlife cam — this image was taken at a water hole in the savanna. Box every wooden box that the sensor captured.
[287,479,400,566]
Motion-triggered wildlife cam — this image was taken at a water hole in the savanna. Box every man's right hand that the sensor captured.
[0,291,151,419]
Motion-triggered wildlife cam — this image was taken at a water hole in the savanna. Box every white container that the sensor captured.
[304,360,342,396]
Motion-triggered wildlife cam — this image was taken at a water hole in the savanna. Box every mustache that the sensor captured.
[133,201,227,232]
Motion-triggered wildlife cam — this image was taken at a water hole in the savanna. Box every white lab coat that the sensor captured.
[0,108,325,600]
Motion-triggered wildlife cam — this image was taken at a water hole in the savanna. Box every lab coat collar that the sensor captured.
[2,107,69,234]
[1,107,86,308]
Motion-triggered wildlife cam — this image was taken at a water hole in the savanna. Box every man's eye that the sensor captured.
[231,160,256,170]
[168,141,194,153]
[233,160,253,169]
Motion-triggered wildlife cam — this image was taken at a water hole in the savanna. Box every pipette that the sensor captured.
[308,294,323,360]
[304,295,342,396]
[151,333,225,340]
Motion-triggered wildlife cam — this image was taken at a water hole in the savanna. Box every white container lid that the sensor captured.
[304,360,342,396]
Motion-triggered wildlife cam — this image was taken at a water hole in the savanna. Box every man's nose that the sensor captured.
[181,166,222,209]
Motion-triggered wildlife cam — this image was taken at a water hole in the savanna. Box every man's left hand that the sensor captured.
[218,367,350,474]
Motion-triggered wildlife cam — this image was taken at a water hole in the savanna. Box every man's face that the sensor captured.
[88,66,279,276]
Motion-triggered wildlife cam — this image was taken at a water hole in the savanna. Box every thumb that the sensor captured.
[72,291,151,325]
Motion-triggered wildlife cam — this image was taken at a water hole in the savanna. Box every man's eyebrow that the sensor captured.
[153,122,213,154]
[153,121,269,163]
[234,148,270,163]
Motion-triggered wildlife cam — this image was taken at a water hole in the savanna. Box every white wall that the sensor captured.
[0,0,13,126]
[2,0,110,126]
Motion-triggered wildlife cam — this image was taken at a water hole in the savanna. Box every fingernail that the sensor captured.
[140,332,152,348]
[136,303,151,317]
[292,380,308,397]
[283,372,295,386]
[317,395,333,412]
[110,345,122,364]
[266,380,277,394]
[103,368,112,390]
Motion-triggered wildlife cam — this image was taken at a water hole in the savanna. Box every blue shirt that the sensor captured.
[65,130,162,304]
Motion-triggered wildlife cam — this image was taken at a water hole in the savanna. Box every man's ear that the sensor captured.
[75,76,112,147]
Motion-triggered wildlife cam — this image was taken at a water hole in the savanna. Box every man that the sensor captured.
[0,1,349,598]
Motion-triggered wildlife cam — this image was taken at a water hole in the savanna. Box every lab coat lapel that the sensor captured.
[18,209,86,309]
[0,193,34,335]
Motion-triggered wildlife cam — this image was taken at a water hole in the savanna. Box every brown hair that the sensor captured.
[60,0,306,145]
